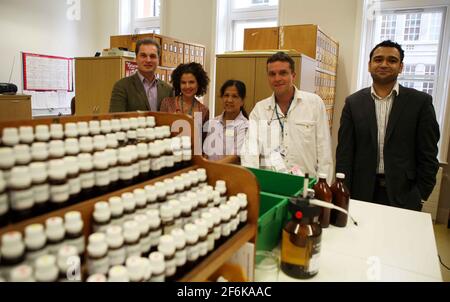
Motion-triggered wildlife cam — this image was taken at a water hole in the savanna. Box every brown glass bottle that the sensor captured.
[313,174,332,228]
[330,173,350,227]
[281,202,321,279]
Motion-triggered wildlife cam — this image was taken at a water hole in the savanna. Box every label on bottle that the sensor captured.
[95,170,110,187]
[119,165,133,181]
[50,183,69,203]
[10,188,34,210]
[33,183,50,204]
[108,246,126,266]
[0,192,9,214]
[88,255,109,275]
[80,171,95,189]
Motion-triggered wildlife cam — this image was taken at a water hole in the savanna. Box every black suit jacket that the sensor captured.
[109,72,174,113]
[336,85,440,210]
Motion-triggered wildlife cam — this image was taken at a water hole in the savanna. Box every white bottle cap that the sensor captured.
[126,130,137,141]
[64,156,80,175]
[87,233,108,257]
[171,228,186,249]
[2,127,19,146]
[19,126,34,144]
[0,147,15,168]
[161,126,171,138]
[126,256,144,282]
[106,225,124,248]
[145,116,156,128]
[154,181,167,199]
[88,120,101,135]
[219,204,232,221]
[9,166,32,187]
[86,273,107,282]
[137,116,147,128]
[77,153,93,170]
[134,214,150,235]
[64,211,84,234]
[168,200,181,217]
[145,209,161,227]
[35,125,50,141]
[45,217,65,241]
[209,207,222,225]
[106,133,118,149]
[93,151,109,170]
[64,123,78,138]
[110,119,121,132]
[200,212,214,230]
[129,118,139,130]
[180,196,192,212]
[50,124,64,140]
[194,218,208,237]
[123,220,140,242]
[79,136,94,153]
[183,224,199,244]
[170,137,181,151]
[160,204,174,220]
[105,149,118,166]
[108,196,124,216]
[1,231,25,258]
[145,128,155,141]
[133,188,147,208]
[122,192,136,212]
[108,265,129,282]
[57,245,78,272]
[197,190,208,206]
[93,201,111,222]
[24,224,46,250]
[336,173,346,179]
[120,118,130,131]
[164,178,175,194]
[64,138,80,155]
[197,168,207,182]
[215,180,226,191]
[148,251,165,276]
[10,264,34,282]
[318,173,328,179]
[34,255,58,282]
[144,185,157,203]
[187,192,198,208]
[76,122,90,136]
[173,176,184,191]
[48,159,67,179]
[13,144,31,165]
[93,135,107,151]
[100,120,112,134]
[212,191,221,204]
[48,140,65,158]
[30,142,48,161]
[115,131,126,143]
[157,235,175,255]
[136,128,147,140]
[136,143,148,158]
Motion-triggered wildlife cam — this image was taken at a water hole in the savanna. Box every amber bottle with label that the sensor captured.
[281,191,322,279]
[313,173,332,228]
[330,173,350,227]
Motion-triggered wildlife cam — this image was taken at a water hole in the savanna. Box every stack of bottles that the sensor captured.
[0,116,193,225]
[0,169,249,282]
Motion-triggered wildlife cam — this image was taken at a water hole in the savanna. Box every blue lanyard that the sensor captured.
[274,96,294,137]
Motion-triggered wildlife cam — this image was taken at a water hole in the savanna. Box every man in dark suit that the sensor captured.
[109,38,174,113]
[336,40,440,211]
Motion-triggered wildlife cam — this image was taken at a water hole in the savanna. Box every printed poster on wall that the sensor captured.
[125,61,138,77]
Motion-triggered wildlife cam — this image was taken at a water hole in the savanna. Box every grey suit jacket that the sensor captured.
[336,85,440,210]
[109,72,174,113]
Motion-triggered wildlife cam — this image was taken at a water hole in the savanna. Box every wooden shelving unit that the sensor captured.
[0,112,259,282]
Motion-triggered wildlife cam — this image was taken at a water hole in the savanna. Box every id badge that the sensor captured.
[269,146,288,173]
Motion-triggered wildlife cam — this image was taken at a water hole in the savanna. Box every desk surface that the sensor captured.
[260,199,443,282]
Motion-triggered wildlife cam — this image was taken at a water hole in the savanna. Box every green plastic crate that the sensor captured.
[248,168,317,251]
[257,192,289,251]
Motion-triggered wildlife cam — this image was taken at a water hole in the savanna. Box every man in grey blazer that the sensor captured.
[109,38,174,113]
[336,40,440,211]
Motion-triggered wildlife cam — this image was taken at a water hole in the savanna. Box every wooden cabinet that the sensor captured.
[244,27,279,50]
[0,95,32,121]
[214,51,316,116]
[75,56,135,115]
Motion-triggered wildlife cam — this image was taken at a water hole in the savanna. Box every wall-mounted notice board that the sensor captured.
[22,52,73,92]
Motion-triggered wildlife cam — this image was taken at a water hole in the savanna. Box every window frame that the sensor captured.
[120,0,162,35]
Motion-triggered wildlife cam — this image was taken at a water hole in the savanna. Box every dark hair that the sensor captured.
[135,38,161,58]
[267,51,295,73]
[171,62,210,97]
[220,80,248,118]
[369,40,405,62]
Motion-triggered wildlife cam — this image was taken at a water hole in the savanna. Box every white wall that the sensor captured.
[0,0,106,93]
[279,0,363,158]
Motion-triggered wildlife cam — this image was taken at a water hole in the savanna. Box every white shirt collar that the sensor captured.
[371,81,400,100]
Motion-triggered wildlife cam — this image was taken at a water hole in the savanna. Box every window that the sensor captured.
[216,0,279,52]
[422,82,434,95]
[404,13,421,41]
[120,0,161,35]
[380,15,397,40]
[359,1,450,162]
